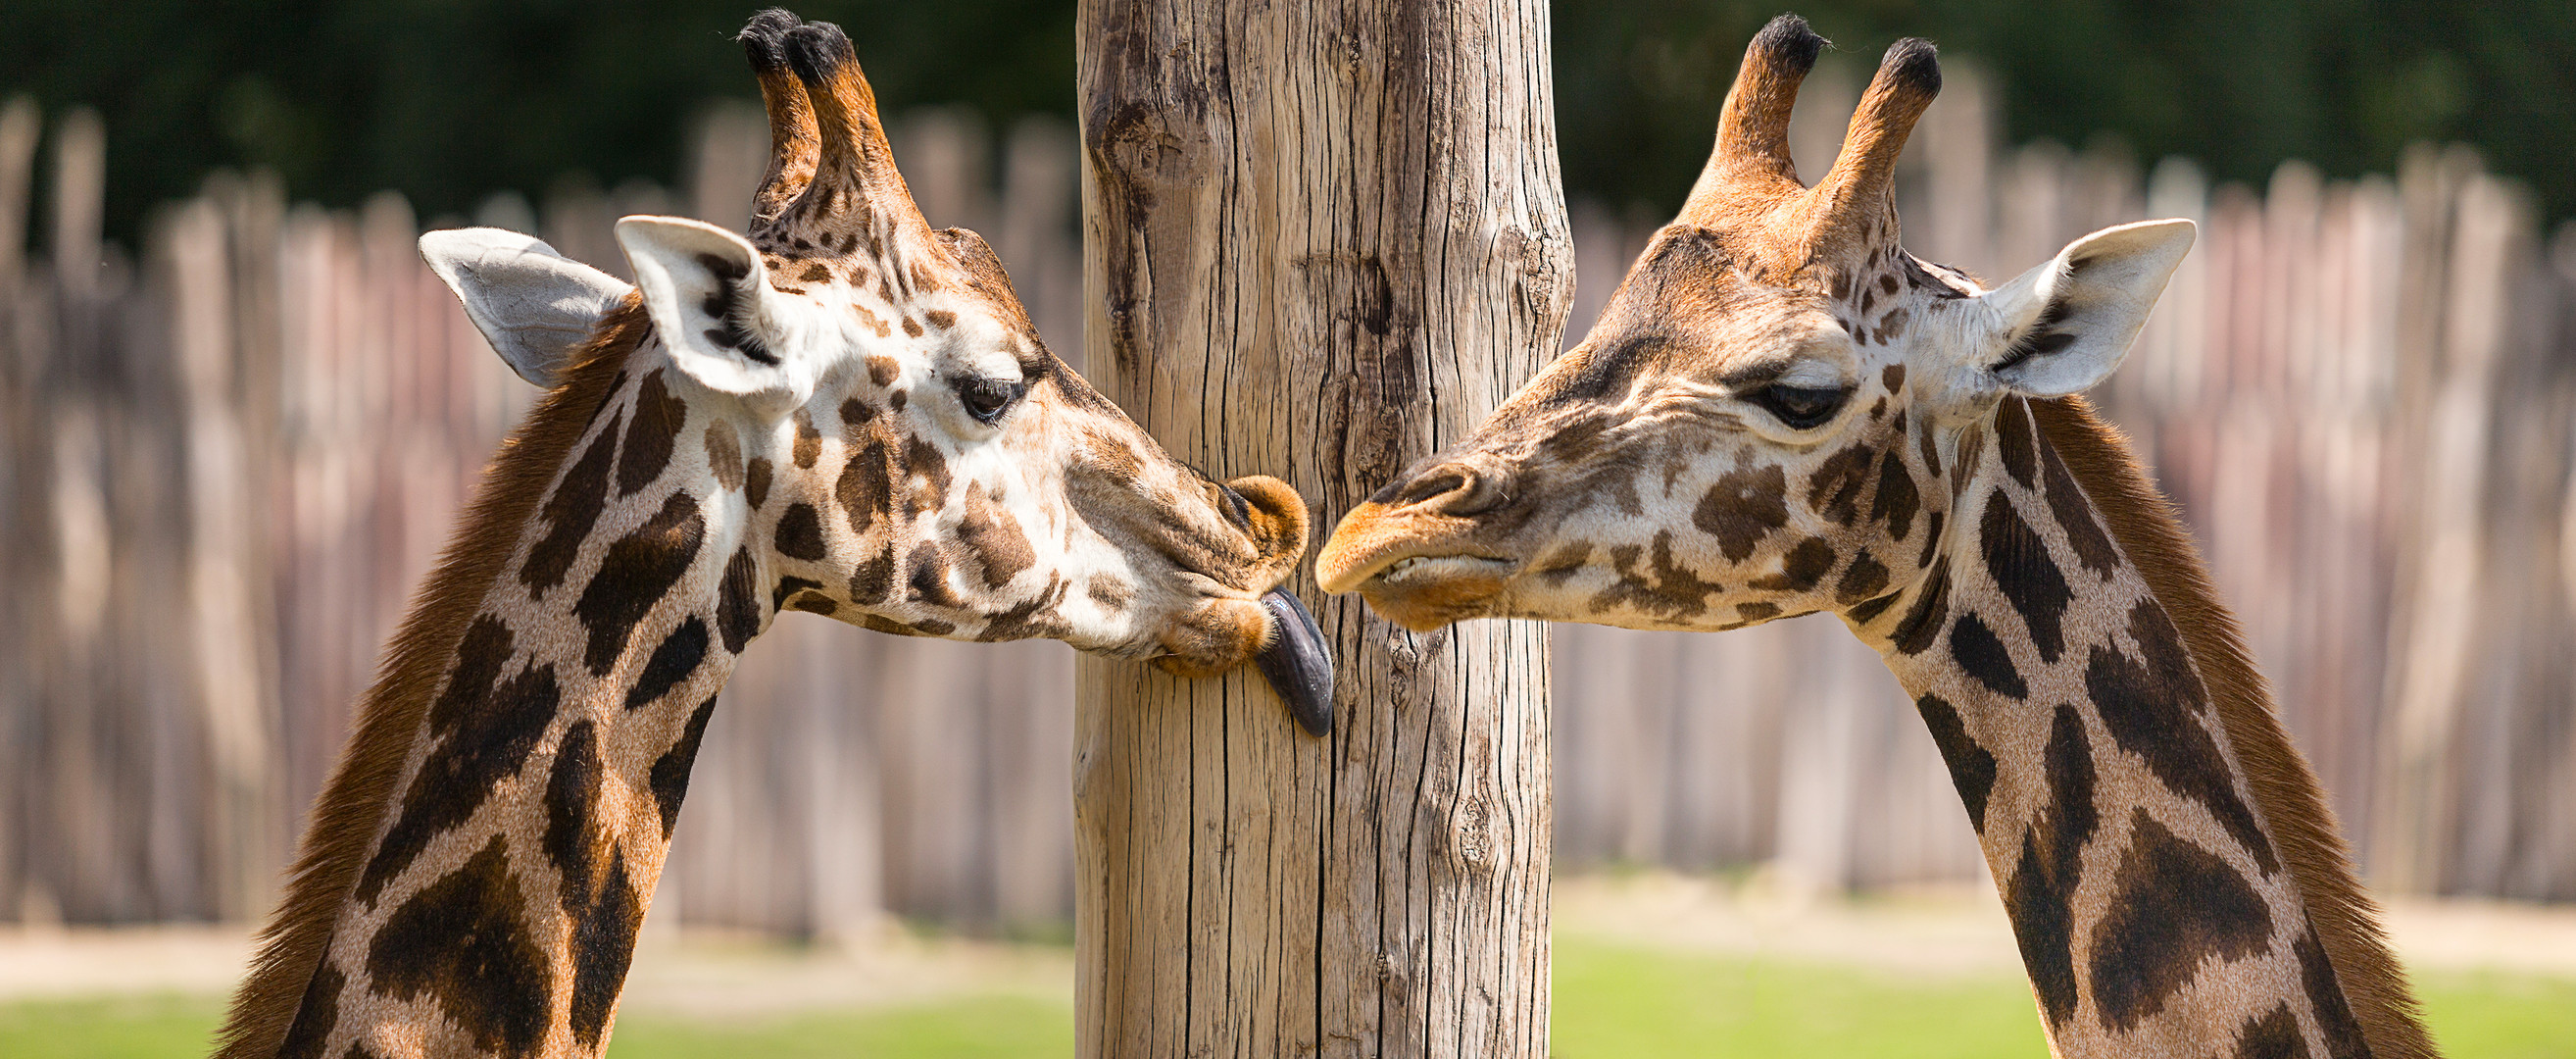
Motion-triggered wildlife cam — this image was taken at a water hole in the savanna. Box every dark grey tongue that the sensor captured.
[1253,589,1335,736]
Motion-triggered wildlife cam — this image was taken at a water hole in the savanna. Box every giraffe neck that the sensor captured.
[1854,396,2432,1059]
[221,308,786,1059]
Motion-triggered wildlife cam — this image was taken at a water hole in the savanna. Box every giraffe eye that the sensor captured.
[956,376,1026,425]
[1751,383,1849,429]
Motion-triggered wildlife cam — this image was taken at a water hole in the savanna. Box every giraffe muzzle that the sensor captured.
[1253,588,1334,735]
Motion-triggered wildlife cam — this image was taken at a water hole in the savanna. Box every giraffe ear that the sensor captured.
[615,216,811,413]
[420,227,632,387]
[1975,219,2196,397]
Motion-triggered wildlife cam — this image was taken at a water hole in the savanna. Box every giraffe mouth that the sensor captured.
[1375,554,1519,585]
[1331,551,1520,632]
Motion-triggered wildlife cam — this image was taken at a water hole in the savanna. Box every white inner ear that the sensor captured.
[1979,218,2196,398]
[615,216,810,412]
[420,227,632,387]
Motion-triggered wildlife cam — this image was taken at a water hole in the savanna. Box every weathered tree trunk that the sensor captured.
[1075,1,1570,1054]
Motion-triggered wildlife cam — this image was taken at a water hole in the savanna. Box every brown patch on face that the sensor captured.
[1807,445,1876,525]
[1835,549,1889,603]
[850,544,898,605]
[923,309,956,329]
[867,355,900,387]
[1870,448,1920,538]
[905,541,963,607]
[774,502,828,561]
[1693,464,1790,563]
[841,397,876,430]
[858,614,921,636]
[1870,306,1910,345]
[837,438,893,537]
[792,411,822,470]
[745,457,773,511]
[1752,535,1836,591]
[799,263,832,282]
[1533,541,1592,584]
[1881,364,1906,392]
[704,421,745,491]
[958,482,1036,587]
[1589,530,1726,620]
[1081,431,1146,481]
[901,317,923,338]
[902,436,952,513]
[1085,575,1132,613]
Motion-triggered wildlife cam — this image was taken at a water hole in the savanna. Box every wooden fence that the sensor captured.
[1,66,2570,934]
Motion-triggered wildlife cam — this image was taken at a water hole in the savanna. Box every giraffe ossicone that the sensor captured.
[1322,14,2435,1059]
[216,11,1328,1059]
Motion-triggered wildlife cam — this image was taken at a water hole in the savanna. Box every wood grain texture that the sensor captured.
[1074,0,1571,1054]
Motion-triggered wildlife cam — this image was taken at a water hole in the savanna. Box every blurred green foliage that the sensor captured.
[1554,0,2576,224]
[3,1,2570,245]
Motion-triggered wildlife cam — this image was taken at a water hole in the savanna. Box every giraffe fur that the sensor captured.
[216,12,1325,1058]
[1320,15,2435,1059]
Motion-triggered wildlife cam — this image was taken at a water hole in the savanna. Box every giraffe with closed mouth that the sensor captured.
[213,11,1330,1058]
[1321,16,2436,1059]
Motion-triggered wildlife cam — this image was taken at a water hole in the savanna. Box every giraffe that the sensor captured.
[213,12,1332,1059]
[1318,16,2436,1059]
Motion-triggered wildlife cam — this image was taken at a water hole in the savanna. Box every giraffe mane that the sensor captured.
[2030,395,2437,1059]
[213,296,652,1059]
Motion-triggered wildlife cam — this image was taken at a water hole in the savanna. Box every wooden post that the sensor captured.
[1075,1,1569,1054]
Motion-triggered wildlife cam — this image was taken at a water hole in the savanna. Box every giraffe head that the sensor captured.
[424,12,1332,731]
[1317,16,2192,635]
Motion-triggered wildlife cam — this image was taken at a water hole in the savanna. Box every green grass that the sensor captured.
[1553,938,2051,1059]
[0,993,1074,1059]
[1555,937,2576,1058]
[3,949,2566,1057]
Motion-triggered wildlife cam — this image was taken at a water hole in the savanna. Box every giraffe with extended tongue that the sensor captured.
[214,12,1330,1058]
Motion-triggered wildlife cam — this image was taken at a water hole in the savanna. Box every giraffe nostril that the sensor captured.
[1397,462,1510,517]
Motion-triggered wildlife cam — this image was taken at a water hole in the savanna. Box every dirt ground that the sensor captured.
[4,871,2570,1009]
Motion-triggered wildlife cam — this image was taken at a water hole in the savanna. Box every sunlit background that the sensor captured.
[1,2,2571,1055]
